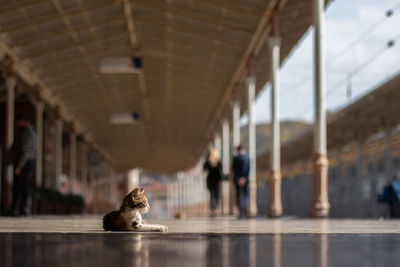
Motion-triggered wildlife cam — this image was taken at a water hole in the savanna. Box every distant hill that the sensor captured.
[240,120,311,156]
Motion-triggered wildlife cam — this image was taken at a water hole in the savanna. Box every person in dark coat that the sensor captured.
[8,114,37,216]
[232,144,250,218]
[203,148,223,217]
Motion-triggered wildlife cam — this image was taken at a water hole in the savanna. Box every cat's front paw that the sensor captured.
[158,225,168,232]
[132,221,142,229]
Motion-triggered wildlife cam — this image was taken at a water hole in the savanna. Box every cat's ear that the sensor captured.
[140,188,145,194]
[132,188,139,196]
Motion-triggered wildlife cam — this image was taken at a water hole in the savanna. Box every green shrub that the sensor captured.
[31,186,85,207]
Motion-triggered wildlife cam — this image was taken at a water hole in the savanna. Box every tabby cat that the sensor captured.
[103,188,168,232]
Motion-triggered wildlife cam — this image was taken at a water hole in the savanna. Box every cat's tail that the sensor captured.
[103,210,119,231]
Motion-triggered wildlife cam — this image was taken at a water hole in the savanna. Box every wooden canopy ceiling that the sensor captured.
[0,0,324,173]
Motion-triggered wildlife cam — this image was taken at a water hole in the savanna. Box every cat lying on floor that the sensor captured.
[103,188,168,232]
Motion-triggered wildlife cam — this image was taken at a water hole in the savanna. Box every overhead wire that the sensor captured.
[286,3,400,119]
[295,34,399,119]
[327,2,400,68]
[280,3,399,98]
[327,33,399,98]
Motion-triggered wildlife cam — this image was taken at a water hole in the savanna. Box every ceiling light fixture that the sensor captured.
[110,112,139,124]
[100,57,142,74]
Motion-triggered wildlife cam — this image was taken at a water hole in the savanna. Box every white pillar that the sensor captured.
[55,119,63,188]
[311,0,330,217]
[179,178,183,212]
[35,101,44,187]
[247,76,257,216]
[269,37,281,173]
[183,177,187,213]
[222,119,230,215]
[197,172,202,215]
[173,182,178,216]
[87,171,94,211]
[205,171,209,214]
[232,101,241,148]
[222,120,230,174]
[186,177,190,214]
[127,168,140,192]
[166,183,172,217]
[247,76,256,180]
[231,100,241,215]
[69,132,77,193]
[109,166,118,208]
[268,37,283,217]
[213,132,223,212]
[6,76,17,184]
[214,133,222,156]
[187,176,192,215]
[183,178,187,214]
[313,0,327,157]
[81,142,88,199]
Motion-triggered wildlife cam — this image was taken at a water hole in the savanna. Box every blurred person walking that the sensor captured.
[7,114,37,216]
[203,148,224,217]
[232,145,250,219]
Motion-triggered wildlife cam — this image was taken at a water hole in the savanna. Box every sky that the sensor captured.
[248,0,400,125]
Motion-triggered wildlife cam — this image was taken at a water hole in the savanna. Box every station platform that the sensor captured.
[1,216,400,266]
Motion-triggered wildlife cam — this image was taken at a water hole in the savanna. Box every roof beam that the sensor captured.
[0,0,117,34]
[123,0,138,48]
[33,42,130,70]
[40,50,232,83]
[191,0,262,18]
[135,16,248,50]
[49,70,222,100]
[140,35,240,59]
[47,68,224,93]
[52,73,222,101]
[23,31,127,60]
[0,0,50,16]
[144,50,236,70]
[130,0,254,35]
[50,75,137,92]
[147,76,224,92]
[11,15,125,48]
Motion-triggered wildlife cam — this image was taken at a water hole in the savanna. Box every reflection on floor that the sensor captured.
[1,216,400,266]
[1,233,400,267]
[1,216,400,233]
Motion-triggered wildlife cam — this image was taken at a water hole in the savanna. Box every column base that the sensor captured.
[228,181,234,215]
[230,182,238,215]
[1,181,13,214]
[311,153,330,218]
[222,181,230,215]
[268,170,282,218]
[249,181,258,217]
[311,202,330,218]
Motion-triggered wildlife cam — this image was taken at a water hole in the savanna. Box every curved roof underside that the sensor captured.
[0,0,326,173]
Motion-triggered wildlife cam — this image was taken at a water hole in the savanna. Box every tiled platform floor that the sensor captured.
[0,215,400,234]
[1,216,400,267]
